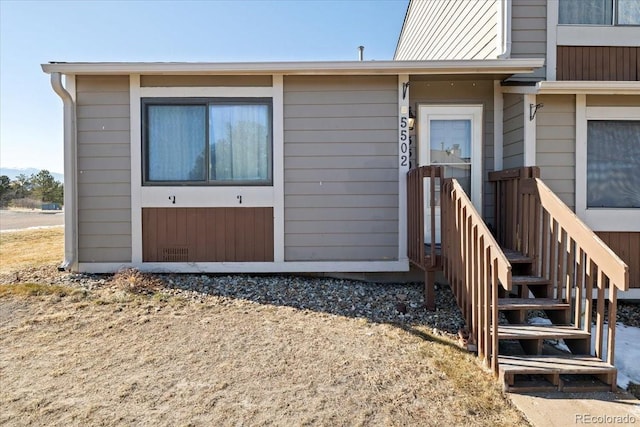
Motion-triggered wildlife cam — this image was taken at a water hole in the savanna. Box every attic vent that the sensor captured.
[162,247,189,262]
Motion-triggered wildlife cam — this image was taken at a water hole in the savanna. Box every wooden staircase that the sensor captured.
[412,166,631,393]
[495,249,617,392]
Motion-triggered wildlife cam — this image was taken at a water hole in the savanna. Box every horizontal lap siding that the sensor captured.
[557,46,639,81]
[76,76,132,263]
[511,0,547,80]
[140,75,272,87]
[283,76,398,261]
[503,93,524,169]
[395,0,498,60]
[536,95,575,209]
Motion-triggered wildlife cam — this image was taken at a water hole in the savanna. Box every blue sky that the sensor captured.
[0,0,408,174]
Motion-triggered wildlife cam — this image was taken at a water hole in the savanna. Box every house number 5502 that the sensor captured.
[400,116,409,167]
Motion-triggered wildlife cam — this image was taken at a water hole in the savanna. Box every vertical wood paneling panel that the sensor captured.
[596,232,640,288]
[143,207,274,262]
[558,46,640,81]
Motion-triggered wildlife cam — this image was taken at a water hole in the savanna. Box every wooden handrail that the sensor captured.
[491,168,629,368]
[526,178,629,291]
[441,178,512,373]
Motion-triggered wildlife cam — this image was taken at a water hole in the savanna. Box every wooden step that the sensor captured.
[497,324,589,340]
[498,355,617,392]
[497,298,570,311]
[511,276,550,286]
[497,324,590,355]
[503,249,534,264]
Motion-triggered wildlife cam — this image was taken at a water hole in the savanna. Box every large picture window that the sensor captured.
[587,120,640,208]
[559,0,640,25]
[143,98,272,185]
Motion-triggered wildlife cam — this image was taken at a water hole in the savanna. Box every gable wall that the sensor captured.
[76,75,132,262]
[395,0,498,60]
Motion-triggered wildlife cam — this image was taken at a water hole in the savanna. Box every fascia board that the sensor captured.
[41,59,545,76]
[536,81,640,95]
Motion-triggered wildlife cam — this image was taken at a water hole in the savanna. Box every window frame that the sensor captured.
[576,101,640,232]
[141,97,273,186]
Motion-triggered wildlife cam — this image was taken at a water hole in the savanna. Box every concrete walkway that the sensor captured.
[509,390,640,426]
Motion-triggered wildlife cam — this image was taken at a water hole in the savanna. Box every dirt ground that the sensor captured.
[0,284,527,426]
[0,209,64,232]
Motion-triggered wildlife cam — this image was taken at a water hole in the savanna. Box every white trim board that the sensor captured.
[557,25,640,47]
[130,74,142,263]
[523,93,536,167]
[42,59,545,76]
[397,74,410,263]
[575,99,640,232]
[78,260,410,274]
[139,86,274,98]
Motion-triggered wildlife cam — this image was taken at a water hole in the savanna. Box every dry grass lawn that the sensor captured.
[0,228,63,274]
[0,229,529,426]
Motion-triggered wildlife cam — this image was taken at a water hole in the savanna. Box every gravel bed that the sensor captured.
[1,265,466,335]
[3,265,639,330]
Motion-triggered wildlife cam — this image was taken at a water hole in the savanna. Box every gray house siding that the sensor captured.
[395,0,498,60]
[283,76,399,261]
[511,0,547,80]
[76,75,132,263]
[410,78,495,224]
[536,94,575,209]
[140,75,272,87]
[503,93,525,169]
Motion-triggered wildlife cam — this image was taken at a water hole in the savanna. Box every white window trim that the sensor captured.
[575,97,640,231]
[129,81,285,263]
[557,25,640,47]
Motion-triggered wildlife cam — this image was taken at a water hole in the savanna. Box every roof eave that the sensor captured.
[536,81,640,95]
[41,59,545,76]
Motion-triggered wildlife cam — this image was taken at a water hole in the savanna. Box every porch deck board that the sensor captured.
[497,298,570,310]
[498,355,615,375]
[496,325,590,340]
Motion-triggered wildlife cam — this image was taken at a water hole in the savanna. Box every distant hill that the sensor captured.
[0,168,64,183]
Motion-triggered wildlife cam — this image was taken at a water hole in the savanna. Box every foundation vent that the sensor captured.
[161,247,189,262]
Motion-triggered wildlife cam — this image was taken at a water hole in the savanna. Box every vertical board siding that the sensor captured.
[283,76,398,261]
[410,79,495,224]
[536,94,576,209]
[395,0,498,60]
[596,232,640,288]
[76,75,132,263]
[502,93,524,170]
[143,208,274,262]
[558,46,640,81]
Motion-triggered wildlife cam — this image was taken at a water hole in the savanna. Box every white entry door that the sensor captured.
[418,105,483,243]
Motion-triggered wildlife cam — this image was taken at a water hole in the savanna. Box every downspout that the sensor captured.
[50,72,77,271]
[497,0,512,58]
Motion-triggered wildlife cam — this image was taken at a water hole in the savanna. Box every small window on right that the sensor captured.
[587,120,640,208]
[559,0,640,25]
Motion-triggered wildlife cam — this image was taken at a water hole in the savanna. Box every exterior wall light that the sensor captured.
[408,107,416,130]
